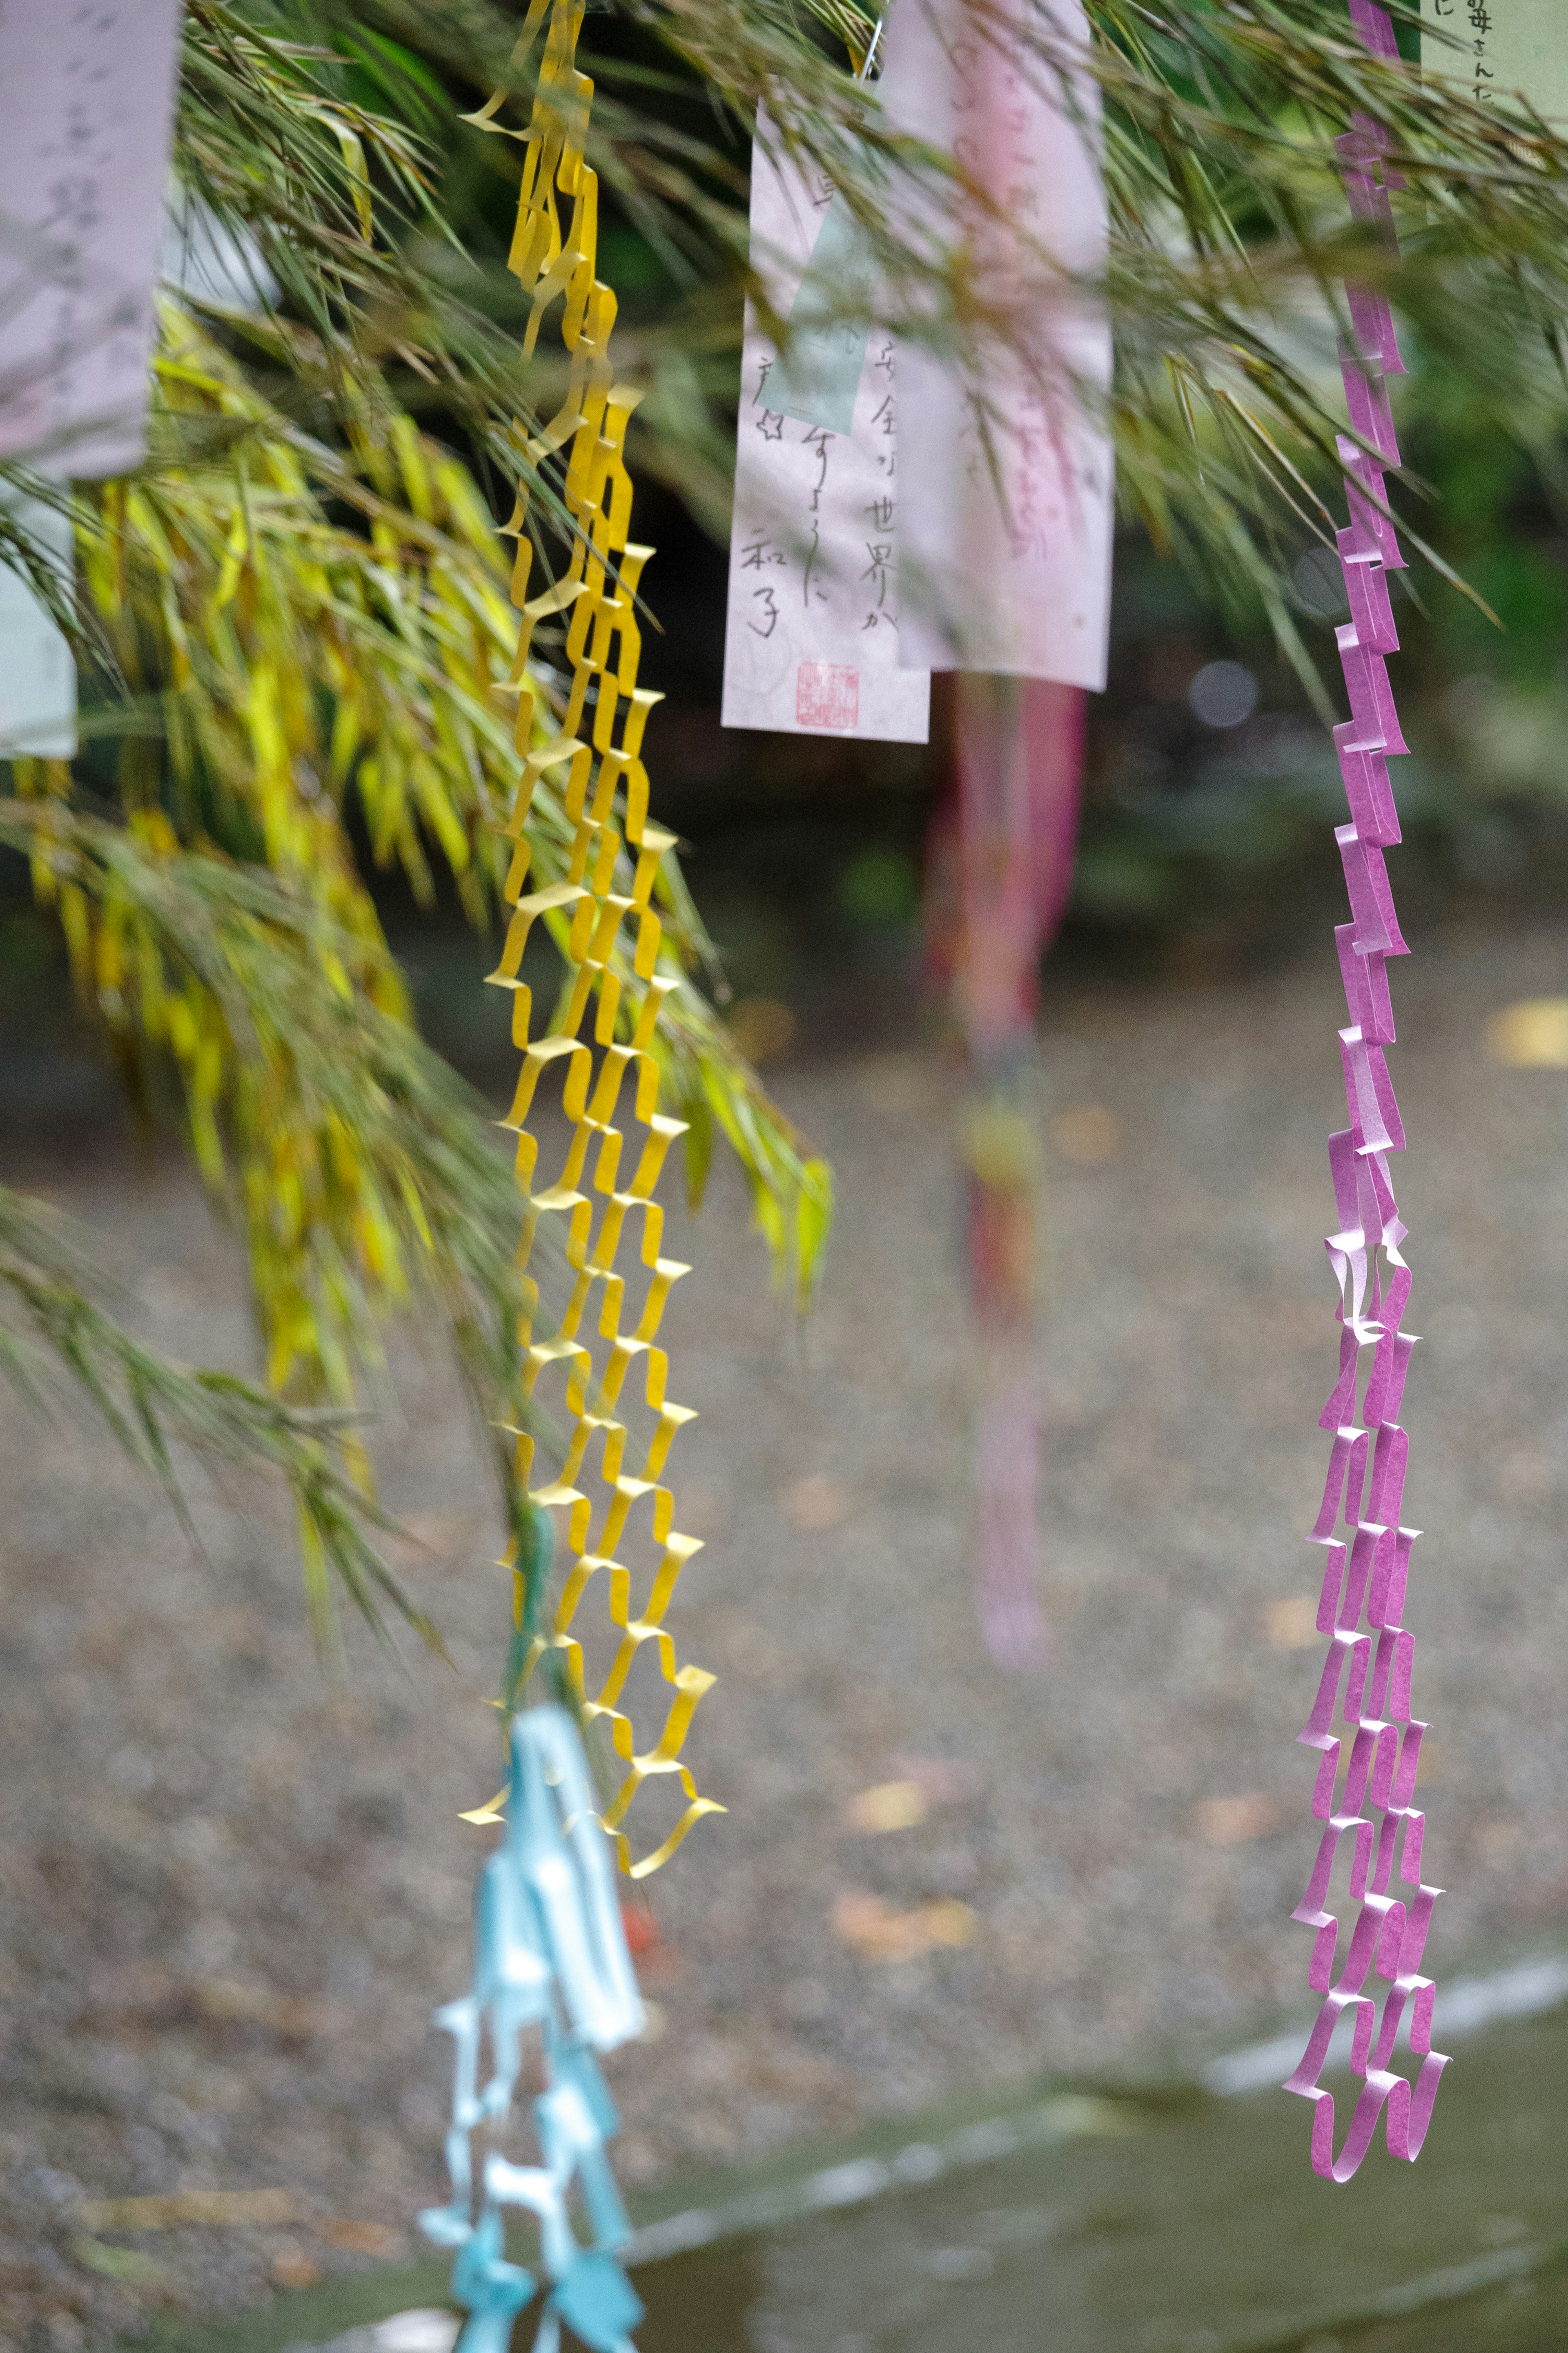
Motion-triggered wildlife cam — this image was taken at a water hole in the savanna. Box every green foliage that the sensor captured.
[7,0,1568,1639]
[1,0,831,1639]
[0,1179,435,1658]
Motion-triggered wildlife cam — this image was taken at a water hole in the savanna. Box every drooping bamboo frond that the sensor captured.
[2,0,843,1639]
[7,0,1568,1646]
[0,793,535,1410]
[122,303,831,1276]
[0,1181,436,1656]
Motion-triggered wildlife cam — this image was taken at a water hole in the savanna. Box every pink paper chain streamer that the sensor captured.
[1283,0,1451,2183]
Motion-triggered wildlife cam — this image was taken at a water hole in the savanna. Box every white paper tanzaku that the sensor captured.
[878,0,1114,690]
[0,0,184,757]
[0,0,184,479]
[721,113,931,745]
[1420,0,1568,118]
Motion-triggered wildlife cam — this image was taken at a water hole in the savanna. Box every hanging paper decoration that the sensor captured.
[0,0,183,762]
[878,0,1113,688]
[923,672,1085,1667]
[716,0,1114,1660]
[1419,0,1562,110]
[466,0,722,1876]
[0,488,76,758]
[421,1706,646,2353]
[721,110,930,744]
[875,0,1111,1668]
[0,0,183,480]
[1283,0,1449,2181]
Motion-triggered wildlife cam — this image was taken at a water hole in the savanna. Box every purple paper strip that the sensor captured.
[1341,444,1408,571]
[1284,0,1451,2183]
[1339,538,1400,658]
[1347,281,1405,377]
[1341,353,1402,467]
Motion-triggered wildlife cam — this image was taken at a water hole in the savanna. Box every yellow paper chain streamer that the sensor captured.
[466,0,722,1879]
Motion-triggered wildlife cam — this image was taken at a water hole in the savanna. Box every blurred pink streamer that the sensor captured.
[1283,0,1451,2182]
[888,0,1111,1674]
[972,1383,1045,1666]
[925,676,1084,1672]
[929,677,1085,1054]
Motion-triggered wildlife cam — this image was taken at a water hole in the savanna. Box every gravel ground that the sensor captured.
[3,911,1568,2349]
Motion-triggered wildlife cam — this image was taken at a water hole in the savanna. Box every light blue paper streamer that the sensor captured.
[420,1706,646,2353]
[770,192,878,435]
[0,486,77,759]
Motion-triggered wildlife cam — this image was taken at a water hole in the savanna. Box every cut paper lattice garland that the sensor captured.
[1283,0,1449,2182]
[421,1707,646,2353]
[466,0,721,1877]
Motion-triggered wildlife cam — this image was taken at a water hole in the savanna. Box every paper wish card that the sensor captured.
[721,115,931,745]
[0,0,184,478]
[0,488,77,758]
[1421,0,1568,117]
[878,0,1114,690]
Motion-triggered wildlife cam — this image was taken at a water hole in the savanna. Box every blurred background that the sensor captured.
[9,459,1568,2353]
[7,7,1568,2352]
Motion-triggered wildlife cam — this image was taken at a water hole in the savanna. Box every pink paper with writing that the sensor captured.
[878,0,1113,688]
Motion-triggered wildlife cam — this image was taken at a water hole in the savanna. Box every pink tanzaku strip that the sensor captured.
[1282,0,1451,2183]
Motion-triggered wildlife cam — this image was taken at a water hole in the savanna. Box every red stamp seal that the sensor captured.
[795,662,859,730]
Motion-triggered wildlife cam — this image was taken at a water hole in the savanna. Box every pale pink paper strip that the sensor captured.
[877,0,1113,687]
[1283,0,1450,2183]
